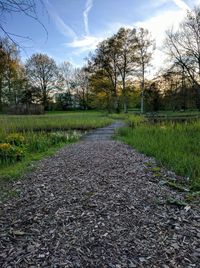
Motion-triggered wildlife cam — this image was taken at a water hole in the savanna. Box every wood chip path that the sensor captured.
[0,122,200,267]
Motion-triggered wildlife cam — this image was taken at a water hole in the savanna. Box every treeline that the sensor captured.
[86,6,200,113]
[1,6,200,113]
[0,40,91,111]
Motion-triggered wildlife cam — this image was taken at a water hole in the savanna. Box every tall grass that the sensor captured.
[0,111,113,140]
[0,130,82,180]
[117,118,200,191]
[0,111,112,181]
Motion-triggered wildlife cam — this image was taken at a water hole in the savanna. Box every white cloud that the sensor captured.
[83,0,93,36]
[67,0,190,61]
[47,0,198,70]
[135,9,185,45]
[46,0,77,40]
[173,0,191,10]
[135,5,189,75]
[66,35,103,54]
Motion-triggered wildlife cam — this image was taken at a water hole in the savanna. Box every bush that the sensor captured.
[6,133,25,146]
[0,143,25,164]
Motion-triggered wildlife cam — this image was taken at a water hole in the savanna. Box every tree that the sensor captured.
[115,28,138,113]
[136,28,155,113]
[88,38,120,112]
[0,39,7,109]
[71,67,90,110]
[25,53,62,110]
[0,37,26,109]
[145,81,161,112]
[89,69,114,111]
[55,92,73,111]
[59,61,74,93]
[166,7,200,109]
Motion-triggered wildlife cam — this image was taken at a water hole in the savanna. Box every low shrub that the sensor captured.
[0,143,25,164]
[6,133,25,146]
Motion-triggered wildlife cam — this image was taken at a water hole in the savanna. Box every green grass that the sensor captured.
[0,111,113,140]
[0,111,113,188]
[0,129,83,202]
[117,118,200,191]
[0,131,81,180]
[0,141,71,181]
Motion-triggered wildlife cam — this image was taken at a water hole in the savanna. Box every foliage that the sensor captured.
[126,114,147,127]
[25,53,63,110]
[145,82,161,112]
[6,133,25,146]
[0,130,81,179]
[0,142,25,164]
[135,28,155,113]
[1,6,200,114]
[87,27,154,113]
[0,38,27,110]
[117,118,200,191]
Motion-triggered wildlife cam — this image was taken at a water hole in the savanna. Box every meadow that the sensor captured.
[0,111,113,181]
[0,111,113,139]
[117,116,200,192]
[1,109,200,195]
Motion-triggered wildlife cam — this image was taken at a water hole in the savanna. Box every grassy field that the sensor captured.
[0,111,113,182]
[117,116,200,192]
[0,111,113,139]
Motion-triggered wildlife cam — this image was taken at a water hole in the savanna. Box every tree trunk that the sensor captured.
[0,77,2,111]
[122,79,128,113]
[113,84,120,113]
[43,86,48,110]
[113,94,120,113]
[195,85,200,110]
[141,63,145,114]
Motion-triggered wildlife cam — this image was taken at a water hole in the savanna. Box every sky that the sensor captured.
[2,0,200,75]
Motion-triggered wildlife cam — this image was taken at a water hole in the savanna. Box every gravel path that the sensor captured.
[83,121,125,141]
[0,124,200,267]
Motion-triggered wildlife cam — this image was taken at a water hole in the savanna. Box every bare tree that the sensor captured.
[165,7,200,109]
[0,0,47,45]
[72,67,90,110]
[136,28,155,113]
[59,61,74,93]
